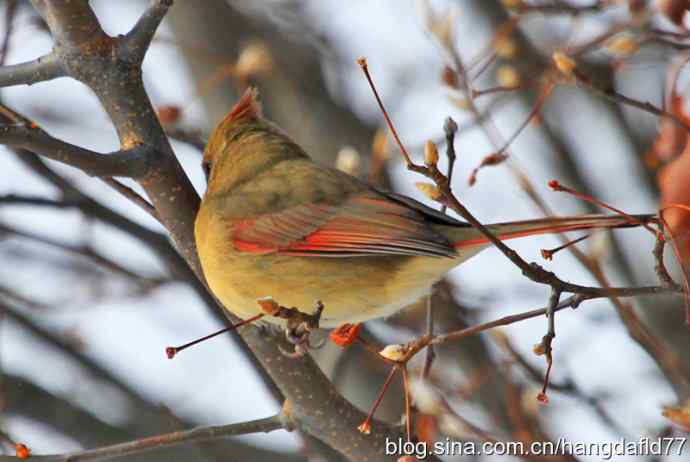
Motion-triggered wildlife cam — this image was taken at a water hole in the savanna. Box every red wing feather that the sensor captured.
[231,195,456,258]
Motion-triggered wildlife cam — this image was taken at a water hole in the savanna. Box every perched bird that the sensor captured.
[195,88,650,328]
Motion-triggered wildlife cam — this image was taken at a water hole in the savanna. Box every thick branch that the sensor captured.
[30,0,106,47]
[0,52,64,87]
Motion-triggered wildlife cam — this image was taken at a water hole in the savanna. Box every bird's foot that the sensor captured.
[257,299,325,358]
[280,300,325,358]
[279,331,326,359]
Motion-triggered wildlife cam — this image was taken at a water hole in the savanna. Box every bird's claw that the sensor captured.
[279,301,325,358]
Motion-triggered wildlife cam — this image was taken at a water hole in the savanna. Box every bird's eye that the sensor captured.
[202,160,211,181]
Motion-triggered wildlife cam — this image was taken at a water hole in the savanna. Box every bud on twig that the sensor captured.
[532,342,547,356]
[415,182,442,201]
[448,95,470,110]
[444,116,458,135]
[335,146,361,175]
[662,401,690,432]
[235,42,274,78]
[441,65,458,88]
[495,35,517,58]
[425,6,458,49]
[552,51,576,79]
[424,140,439,166]
[497,65,520,87]
[606,35,640,56]
[379,344,407,361]
[501,0,523,9]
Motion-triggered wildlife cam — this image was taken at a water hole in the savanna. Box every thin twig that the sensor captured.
[513,2,609,16]
[653,223,679,290]
[549,180,657,234]
[0,222,169,289]
[440,116,457,214]
[357,58,413,165]
[421,294,435,379]
[493,332,631,437]
[165,127,206,151]
[472,83,525,99]
[1,413,289,462]
[574,69,690,133]
[401,366,412,443]
[0,194,82,209]
[496,81,554,157]
[432,294,586,345]
[527,175,689,393]
[101,178,159,221]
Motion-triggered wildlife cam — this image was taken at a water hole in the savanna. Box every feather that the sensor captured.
[231,193,457,258]
[454,214,655,248]
[222,87,262,126]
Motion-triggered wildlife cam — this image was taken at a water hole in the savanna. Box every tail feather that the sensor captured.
[453,214,656,249]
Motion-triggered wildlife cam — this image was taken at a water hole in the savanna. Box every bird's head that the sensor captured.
[202,87,307,195]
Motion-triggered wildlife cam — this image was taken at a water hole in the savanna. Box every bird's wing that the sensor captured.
[231,192,457,258]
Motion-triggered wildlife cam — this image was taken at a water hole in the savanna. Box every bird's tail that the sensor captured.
[451,214,656,249]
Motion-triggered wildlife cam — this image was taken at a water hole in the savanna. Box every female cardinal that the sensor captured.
[195,88,650,327]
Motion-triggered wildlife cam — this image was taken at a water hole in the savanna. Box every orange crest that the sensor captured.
[222,87,262,126]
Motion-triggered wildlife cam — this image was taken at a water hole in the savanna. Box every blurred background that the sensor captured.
[0,0,688,460]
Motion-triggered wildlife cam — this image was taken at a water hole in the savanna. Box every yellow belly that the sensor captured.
[201,249,454,327]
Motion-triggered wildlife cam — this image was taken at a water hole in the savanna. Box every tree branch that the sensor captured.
[30,0,106,47]
[0,52,64,87]
[0,413,290,462]
[122,0,173,64]
[0,222,169,289]
[100,178,159,221]
[573,68,690,132]
[0,193,81,208]
[0,111,153,178]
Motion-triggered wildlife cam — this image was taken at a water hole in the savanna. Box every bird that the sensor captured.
[194,88,651,329]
